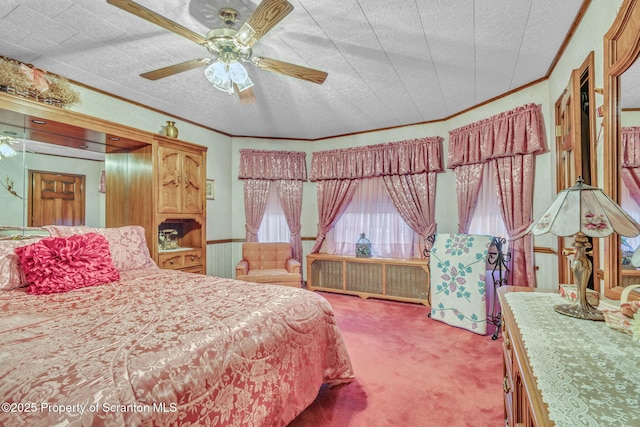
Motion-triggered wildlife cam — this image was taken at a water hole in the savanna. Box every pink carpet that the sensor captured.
[289,292,504,427]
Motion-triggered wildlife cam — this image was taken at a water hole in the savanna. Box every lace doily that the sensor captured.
[505,292,640,427]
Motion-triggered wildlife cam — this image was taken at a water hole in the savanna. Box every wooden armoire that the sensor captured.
[0,92,207,274]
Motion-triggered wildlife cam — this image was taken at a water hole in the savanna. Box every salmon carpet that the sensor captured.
[289,292,504,427]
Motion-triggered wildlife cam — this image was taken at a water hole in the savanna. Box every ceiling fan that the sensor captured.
[106,0,328,104]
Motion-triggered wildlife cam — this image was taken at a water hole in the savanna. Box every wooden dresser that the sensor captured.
[499,287,552,426]
[498,286,640,427]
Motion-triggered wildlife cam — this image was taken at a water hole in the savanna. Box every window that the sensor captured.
[325,177,419,258]
[468,163,508,244]
[258,183,291,243]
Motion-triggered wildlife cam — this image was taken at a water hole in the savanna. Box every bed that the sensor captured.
[0,225,354,427]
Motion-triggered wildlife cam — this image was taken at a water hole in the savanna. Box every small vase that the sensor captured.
[164,121,179,138]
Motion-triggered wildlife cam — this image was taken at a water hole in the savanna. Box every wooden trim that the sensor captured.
[533,246,557,255]
[545,1,592,77]
[603,0,640,298]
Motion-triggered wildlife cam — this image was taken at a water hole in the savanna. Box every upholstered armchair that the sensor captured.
[235,242,302,287]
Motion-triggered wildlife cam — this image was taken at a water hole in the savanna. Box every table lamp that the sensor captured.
[528,177,640,320]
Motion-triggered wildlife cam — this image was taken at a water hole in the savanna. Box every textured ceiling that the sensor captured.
[0,0,585,140]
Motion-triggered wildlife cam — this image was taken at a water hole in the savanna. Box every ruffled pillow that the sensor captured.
[44,225,156,272]
[15,233,120,295]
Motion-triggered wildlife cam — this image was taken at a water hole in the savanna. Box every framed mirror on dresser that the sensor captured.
[604,0,640,299]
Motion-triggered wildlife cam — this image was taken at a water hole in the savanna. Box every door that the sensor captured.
[182,150,204,214]
[29,171,85,226]
[158,145,182,213]
[554,54,596,287]
[158,145,204,214]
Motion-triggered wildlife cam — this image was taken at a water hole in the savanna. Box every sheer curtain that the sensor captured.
[325,177,419,258]
[258,183,291,243]
[468,162,508,240]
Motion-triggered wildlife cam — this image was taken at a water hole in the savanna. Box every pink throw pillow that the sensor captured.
[44,225,156,272]
[15,233,120,295]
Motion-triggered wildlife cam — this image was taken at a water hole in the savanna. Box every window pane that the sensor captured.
[326,177,418,258]
[468,163,508,241]
[258,183,291,243]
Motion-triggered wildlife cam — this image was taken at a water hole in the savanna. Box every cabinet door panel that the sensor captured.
[158,146,182,213]
[182,151,204,214]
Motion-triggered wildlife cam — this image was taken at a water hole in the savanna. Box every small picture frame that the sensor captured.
[206,179,215,200]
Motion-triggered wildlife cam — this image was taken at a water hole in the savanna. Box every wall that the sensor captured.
[228,0,624,291]
[3,1,623,290]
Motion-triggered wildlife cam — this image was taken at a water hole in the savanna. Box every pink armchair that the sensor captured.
[235,242,302,287]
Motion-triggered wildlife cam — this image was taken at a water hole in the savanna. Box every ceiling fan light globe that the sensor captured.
[205,61,233,93]
[228,61,249,84]
[235,23,257,47]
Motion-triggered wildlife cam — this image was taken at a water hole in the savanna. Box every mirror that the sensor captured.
[0,107,138,229]
[618,61,640,285]
[603,0,640,299]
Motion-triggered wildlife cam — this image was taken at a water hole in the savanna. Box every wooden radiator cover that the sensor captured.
[306,253,430,306]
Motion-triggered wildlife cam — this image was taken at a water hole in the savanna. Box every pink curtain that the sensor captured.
[310,137,443,255]
[382,172,437,254]
[311,179,360,253]
[243,179,272,242]
[310,137,443,180]
[276,180,304,262]
[448,103,547,287]
[455,163,484,233]
[239,150,307,246]
[622,127,640,207]
[239,149,307,180]
[448,103,547,168]
[493,155,536,287]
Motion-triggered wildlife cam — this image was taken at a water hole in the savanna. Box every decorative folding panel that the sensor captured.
[430,233,494,335]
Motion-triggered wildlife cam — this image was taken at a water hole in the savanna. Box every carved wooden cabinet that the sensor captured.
[104,134,207,274]
[157,138,205,215]
[155,137,207,274]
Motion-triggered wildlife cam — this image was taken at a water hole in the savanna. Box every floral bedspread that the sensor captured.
[0,269,354,426]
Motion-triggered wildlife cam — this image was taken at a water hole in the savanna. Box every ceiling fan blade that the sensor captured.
[235,86,256,105]
[253,57,327,84]
[107,0,209,46]
[235,0,293,47]
[140,59,210,80]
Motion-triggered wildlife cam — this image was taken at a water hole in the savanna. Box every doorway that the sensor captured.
[28,170,86,226]
[554,52,596,288]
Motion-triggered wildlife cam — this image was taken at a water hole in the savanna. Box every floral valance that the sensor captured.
[447,103,547,169]
[238,149,307,181]
[622,127,640,167]
[309,137,443,182]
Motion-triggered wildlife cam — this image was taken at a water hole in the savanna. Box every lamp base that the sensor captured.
[553,303,604,321]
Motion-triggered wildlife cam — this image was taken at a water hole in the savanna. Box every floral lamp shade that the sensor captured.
[527,177,640,321]
[529,179,640,238]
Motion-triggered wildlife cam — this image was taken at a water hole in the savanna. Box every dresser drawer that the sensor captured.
[182,250,202,267]
[159,252,184,269]
[158,250,203,271]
